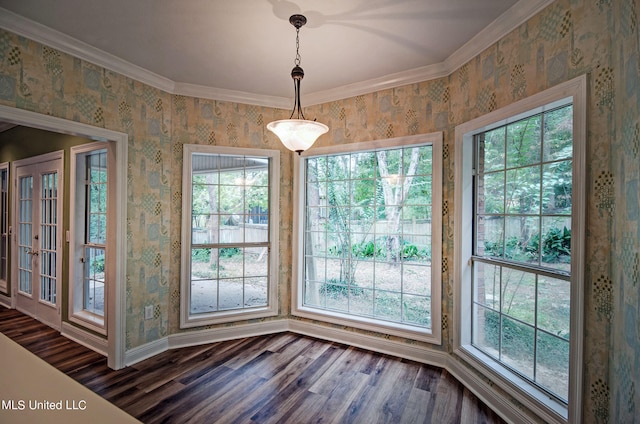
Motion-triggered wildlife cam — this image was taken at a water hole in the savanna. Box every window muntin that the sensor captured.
[471,105,572,403]
[296,134,442,343]
[181,146,279,328]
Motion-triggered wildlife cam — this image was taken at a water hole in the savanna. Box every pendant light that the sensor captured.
[267,14,328,154]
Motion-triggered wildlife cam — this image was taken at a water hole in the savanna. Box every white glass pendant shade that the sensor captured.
[267,119,329,153]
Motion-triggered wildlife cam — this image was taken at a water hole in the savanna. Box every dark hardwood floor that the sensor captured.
[0,306,504,423]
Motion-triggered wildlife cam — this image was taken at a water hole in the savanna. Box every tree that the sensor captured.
[376,147,421,264]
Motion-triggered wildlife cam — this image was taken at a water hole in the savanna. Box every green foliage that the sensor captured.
[191,248,211,263]
[92,256,105,273]
[320,279,364,298]
[219,247,241,258]
[351,241,378,258]
[541,227,571,262]
[483,309,569,372]
[484,226,571,264]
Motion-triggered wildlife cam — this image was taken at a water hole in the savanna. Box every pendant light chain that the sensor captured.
[295,27,301,67]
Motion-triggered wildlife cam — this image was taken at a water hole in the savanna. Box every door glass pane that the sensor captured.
[0,167,8,282]
[18,176,33,294]
[40,172,58,304]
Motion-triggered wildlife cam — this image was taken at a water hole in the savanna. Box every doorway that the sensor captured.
[12,151,63,330]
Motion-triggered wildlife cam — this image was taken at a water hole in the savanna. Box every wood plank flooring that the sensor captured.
[0,306,505,423]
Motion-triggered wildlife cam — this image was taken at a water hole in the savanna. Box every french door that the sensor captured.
[13,152,63,330]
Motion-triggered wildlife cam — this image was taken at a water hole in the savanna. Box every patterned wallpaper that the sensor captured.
[0,0,636,421]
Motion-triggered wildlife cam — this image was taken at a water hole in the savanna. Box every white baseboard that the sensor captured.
[124,319,288,366]
[446,356,534,424]
[61,322,108,357]
[0,294,11,309]
[168,319,289,350]
[287,319,449,367]
[124,337,170,367]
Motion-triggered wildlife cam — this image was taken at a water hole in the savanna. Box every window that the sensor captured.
[455,76,586,423]
[293,134,442,343]
[0,163,8,294]
[180,145,279,328]
[69,143,109,333]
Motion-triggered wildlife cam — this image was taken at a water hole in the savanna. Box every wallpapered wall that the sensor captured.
[0,0,636,421]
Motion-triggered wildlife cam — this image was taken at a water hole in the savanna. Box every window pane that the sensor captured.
[245,277,267,307]
[506,115,541,168]
[536,332,569,401]
[501,268,536,325]
[375,290,401,321]
[543,105,573,162]
[218,278,244,310]
[501,316,535,379]
[541,217,571,270]
[479,171,504,214]
[479,127,505,173]
[403,294,430,327]
[84,247,105,316]
[472,304,500,359]
[473,262,500,310]
[476,216,504,258]
[542,160,572,215]
[537,276,570,336]
[504,216,539,264]
[505,166,540,215]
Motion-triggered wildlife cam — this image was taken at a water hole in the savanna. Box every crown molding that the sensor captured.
[444,0,556,72]
[174,81,291,109]
[0,0,555,109]
[304,61,450,106]
[0,8,175,93]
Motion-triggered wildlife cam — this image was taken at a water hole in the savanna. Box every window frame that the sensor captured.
[454,75,586,424]
[0,162,8,294]
[180,145,280,328]
[69,142,113,335]
[293,133,443,344]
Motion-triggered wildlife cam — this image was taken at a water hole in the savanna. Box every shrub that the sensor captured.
[320,279,364,297]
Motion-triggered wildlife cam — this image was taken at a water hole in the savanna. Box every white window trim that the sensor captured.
[292,133,443,345]
[68,142,112,335]
[180,145,280,328]
[453,75,586,424]
[0,162,8,294]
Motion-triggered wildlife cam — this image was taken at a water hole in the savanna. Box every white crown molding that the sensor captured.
[0,0,555,108]
[0,8,175,93]
[174,82,291,109]
[444,0,556,72]
[304,61,450,106]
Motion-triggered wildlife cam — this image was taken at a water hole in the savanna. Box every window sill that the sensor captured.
[69,311,106,336]
[455,344,567,424]
[293,305,440,345]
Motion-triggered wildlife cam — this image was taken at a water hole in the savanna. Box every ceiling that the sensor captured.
[0,0,552,108]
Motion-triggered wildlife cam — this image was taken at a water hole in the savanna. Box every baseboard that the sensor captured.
[287,318,449,367]
[61,322,108,357]
[168,319,289,349]
[124,336,169,366]
[124,319,289,366]
[0,293,11,309]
